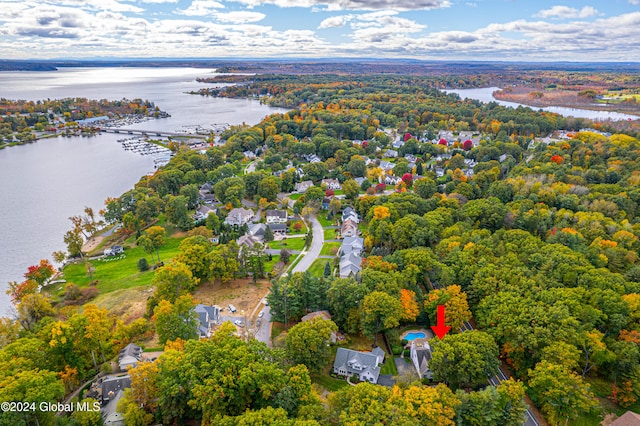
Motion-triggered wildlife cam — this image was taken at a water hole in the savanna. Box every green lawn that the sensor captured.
[316,214,336,227]
[263,255,280,274]
[320,242,341,256]
[289,193,303,200]
[324,228,339,240]
[311,373,349,392]
[267,237,306,252]
[61,237,183,294]
[308,258,331,278]
[380,358,398,375]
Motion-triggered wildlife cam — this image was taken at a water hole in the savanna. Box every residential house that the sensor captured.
[104,245,124,257]
[118,344,142,371]
[243,150,256,160]
[339,252,362,278]
[322,178,342,190]
[301,311,337,343]
[322,197,332,210]
[340,236,364,256]
[391,140,404,149]
[249,223,267,239]
[268,223,287,237]
[295,180,314,193]
[304,154,321,163]
[194,304,220,339]
[341,218,358,238]
[379,160,395,173]
[333,347,385,384]
[266,209,288,224]
[101,376,131,405]
[225,207,254,226]
[404,154,417,163]
[384,175,401,185]
[385,149,398,158]
[342,207,359,224]
[354,177,366,186]
[409,341,433,379]
[237,234,261,250]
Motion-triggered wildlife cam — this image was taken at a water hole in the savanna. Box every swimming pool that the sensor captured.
[404,332,426,341]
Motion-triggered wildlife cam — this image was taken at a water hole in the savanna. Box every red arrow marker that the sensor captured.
[431,305,451,340]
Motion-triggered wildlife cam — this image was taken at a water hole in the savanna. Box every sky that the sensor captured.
[1,0,640,61]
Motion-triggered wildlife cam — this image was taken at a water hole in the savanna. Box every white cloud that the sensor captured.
[213,11,266,23]
[535,5,599,20]
[318,15,352,28]
[227,0,450,11]
[138,0,179,4]
[175,0,224,16]
[630,0,640,4]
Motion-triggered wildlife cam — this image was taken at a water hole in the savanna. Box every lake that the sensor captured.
[0,67,287,314]
[445,87,638,121]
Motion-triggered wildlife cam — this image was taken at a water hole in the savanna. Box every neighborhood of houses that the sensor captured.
[89,124,620,425]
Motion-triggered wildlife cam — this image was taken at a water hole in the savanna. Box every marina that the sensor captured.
[116,137,173,157]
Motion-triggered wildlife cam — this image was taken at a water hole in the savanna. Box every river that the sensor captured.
[0,67,287,314]
[445,87,638,121]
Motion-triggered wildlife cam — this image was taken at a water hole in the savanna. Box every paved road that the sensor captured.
[292,215,324,273]
[253,305,272,347]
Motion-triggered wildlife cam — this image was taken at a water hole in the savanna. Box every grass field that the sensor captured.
[316,214,336,228]
[320,242,341,256]
[308,258,330,278]
[267,237,306,252]
[324,228,339,240]
[380,358,398,375]
[61,237,183,294]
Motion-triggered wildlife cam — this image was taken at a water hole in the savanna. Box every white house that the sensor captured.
[266,209,288,224]
[322,178,342,190]
[295,180,314,193]
[410,341,433,379]
[225,208,254,226]
[333,347,385,384]
[118,344,142,371]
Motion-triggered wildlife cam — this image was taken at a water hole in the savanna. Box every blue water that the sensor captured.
[404,332,426,341]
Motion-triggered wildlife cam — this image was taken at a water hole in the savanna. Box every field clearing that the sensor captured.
[192,277,270,315]
[92,285,154,320]
[320,242,341,256]
[61,237,183,294]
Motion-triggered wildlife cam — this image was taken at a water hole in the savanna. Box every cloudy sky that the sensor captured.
[1,0,639,61]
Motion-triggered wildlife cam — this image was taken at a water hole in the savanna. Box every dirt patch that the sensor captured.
[193,278,270,314]
[93,285,154,321]
[82,236,105,253]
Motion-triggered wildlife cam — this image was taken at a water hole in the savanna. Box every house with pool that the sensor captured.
[402,329,434,379]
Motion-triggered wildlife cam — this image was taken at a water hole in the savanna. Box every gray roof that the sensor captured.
[268,223,287,231]
[333,348,382,383]
[194,304,219,337]
[266,209,287,218]
[119,344,141,361]
[101,376,131,404]
[249,223,266,237]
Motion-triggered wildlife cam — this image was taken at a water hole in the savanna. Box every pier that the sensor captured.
[100,127,209,139]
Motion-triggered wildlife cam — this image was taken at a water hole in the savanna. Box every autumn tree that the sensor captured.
[399,289,420,322]
[152,261,199,303]
[429,330,500,390]
[361,291,403,347]
[528,361,597,426]
[137,225,166,264]
[455,379,527,425]
[153,295,199,345]
[285,318,337,372]
[424,285,471,333]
